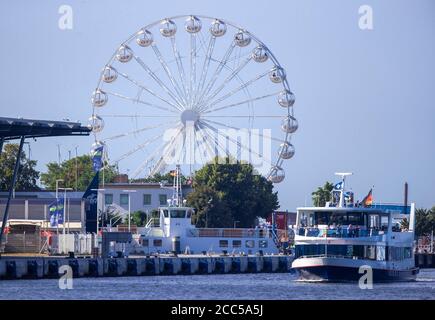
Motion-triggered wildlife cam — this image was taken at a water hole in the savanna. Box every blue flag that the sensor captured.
[49,201,58,227]
[82,172,99,233]
[92,145,104,172]
[333,181,343,190]
[48,198,64,227]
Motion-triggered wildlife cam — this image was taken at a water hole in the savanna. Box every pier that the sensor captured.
[415,253,435,268]
[0,254,294,280]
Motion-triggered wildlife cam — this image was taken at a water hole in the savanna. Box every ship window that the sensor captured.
[389,246,408,261]
[376,246,386,261]
[219,240,228,248]
[347,212,364,225]
[162,210,169,218]
[142,239,149,247]
[186,209,193,218]
[299,212,314,227]
[314,212,329,225]
[404,247,412,259]
[153,239,162,247]
[329,212,347,225]
[245,240,255,248]
[365,245,376,260]
[353,245,364,259]
[369,214,380,228]
[232,240,242,247]
[259,240,268,248]
[170,209,186,218]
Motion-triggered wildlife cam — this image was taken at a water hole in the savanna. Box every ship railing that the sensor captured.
[298,254,363,260]
[145,218,160,228]
[142,228,164,237]
[186,228,268,238]
[296,227,388,238]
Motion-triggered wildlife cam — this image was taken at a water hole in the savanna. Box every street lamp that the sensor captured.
[91,188,105,234]
[122,190,136,232]
[54,179,64,238]
[58,187,73,254]
[55,179,64,199]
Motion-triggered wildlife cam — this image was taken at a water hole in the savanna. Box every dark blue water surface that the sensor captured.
[0,269,434,300]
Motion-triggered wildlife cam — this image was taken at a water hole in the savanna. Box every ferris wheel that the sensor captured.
[89,15,297,183]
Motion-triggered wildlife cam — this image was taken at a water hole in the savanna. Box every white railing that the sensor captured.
[186,228,268,238]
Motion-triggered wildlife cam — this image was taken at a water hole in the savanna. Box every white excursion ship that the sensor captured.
[291,173,419,282]
[122,166,280,255]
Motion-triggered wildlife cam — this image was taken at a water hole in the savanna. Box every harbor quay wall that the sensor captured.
[0,254,293,280]
[415,253,435,269]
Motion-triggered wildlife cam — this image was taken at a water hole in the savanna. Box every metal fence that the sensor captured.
[51,233,97,255]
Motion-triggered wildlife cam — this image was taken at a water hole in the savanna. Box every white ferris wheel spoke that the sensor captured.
[113,132,167,164]
[101,120,178,142]
[201,118,289,144]
[117,70,184,112]
[133,55,186,109]
[193,34,216,107]
[169,37,189,104]
[151,43,187,106]
[99,114,178,118]
[192,129,205,169]
[189,33,197,108]
[194,124,216,164]
[149,126,185,177]
[203,91,281,114]
[200,120,275,167]
[200,122,243,160]
[196,41,236,109]
[201,69,270,112]
[130,125,184,179]
[104,91,178,114]
[200,56,252,110]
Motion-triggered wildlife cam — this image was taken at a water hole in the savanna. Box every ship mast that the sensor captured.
[334,172,352,208]
[172,164,183,207]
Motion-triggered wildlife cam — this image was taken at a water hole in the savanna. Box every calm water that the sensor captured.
[1,270,434,300]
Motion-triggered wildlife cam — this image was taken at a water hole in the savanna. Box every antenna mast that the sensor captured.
[334,172,353,208]
[172,164,183,207]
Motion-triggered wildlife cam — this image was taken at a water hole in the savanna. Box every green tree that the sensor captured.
[41,155,117,190]
[311,182,334,207]
[187,157,279,228]
[130,210,148,227]
[415,207,435,236]
[131,172,188,184]
[187,185,232,227]
[0,143,40,191]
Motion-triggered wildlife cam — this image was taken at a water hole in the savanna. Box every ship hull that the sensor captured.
[294,265,419,282]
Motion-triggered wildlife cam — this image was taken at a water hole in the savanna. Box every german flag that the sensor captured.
[362,189,373,207]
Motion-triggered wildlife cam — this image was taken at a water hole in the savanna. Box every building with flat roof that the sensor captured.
[100,183,193,214]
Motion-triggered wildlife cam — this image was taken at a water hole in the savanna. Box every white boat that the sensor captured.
[291,173,419,282]
[125,166,279,255]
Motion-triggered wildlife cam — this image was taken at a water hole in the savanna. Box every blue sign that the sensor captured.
[92,145,104,172]
[48,198,64,227]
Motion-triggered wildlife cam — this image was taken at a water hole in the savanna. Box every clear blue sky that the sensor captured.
[0,0,434,210]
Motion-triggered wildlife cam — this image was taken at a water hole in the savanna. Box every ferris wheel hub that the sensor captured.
[180,109,200,126]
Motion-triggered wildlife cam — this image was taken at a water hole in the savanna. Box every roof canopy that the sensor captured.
[0,117,90,140]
